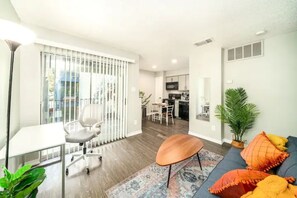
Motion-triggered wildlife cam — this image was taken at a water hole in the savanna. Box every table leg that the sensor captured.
[166,164,172,188]
[61,144,65,198]
[197,153,202,170]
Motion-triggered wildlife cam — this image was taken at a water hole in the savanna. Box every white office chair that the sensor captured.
[64,104,103,175]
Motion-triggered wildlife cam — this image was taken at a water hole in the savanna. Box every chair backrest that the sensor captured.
[166,105,174,115]
[78,104,103,127]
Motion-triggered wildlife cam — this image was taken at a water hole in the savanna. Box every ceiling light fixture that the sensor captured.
[171,59,177,64]
[152,65,157,69]
[255,30,267,36]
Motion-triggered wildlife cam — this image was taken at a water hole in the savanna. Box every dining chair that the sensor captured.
[147,104,160,122]
[163,105,174,126]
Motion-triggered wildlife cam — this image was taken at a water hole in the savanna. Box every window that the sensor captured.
[40,46,129,160]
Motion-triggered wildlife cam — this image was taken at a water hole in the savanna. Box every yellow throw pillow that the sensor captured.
[241,175,297,198]
[267,134,288,151]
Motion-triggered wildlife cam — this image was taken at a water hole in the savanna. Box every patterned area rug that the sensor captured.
[106,149,223,198]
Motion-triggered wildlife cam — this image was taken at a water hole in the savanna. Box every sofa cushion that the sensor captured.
[276,136,297,185]
[241,131,289,172]
[209,169,270,198]
[193,147,246,198]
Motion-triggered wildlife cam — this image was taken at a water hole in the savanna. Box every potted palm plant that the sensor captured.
[215,88,260,148]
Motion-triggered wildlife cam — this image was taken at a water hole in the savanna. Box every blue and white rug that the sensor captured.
[106,149,223,198]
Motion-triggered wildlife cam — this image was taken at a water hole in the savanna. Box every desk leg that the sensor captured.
[61,144,65,198]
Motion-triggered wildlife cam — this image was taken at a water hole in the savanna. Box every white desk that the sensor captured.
[0,123,66,198]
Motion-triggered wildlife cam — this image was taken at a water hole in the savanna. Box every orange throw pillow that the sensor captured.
[240,131,289,172]
[209,169,269,198]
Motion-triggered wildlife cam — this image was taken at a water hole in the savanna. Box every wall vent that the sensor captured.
[194,38,213,47]
[227,40,263,61]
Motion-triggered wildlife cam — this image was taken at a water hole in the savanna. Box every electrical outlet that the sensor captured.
[134,120,138,125]
[211,125,216,131]
[226,80,233,84]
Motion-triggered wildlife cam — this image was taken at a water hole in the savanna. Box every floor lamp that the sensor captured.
[0,19,35,169]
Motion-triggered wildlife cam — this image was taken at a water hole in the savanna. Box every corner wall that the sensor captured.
[139,70,156,106]
[224,31,297,142]
[189,43,223,144]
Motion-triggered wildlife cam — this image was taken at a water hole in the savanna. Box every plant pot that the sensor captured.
[231,140,244,149]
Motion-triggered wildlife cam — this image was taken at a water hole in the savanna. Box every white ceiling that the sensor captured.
[10,0,297,71]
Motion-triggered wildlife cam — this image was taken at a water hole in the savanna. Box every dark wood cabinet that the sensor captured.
[179,101,189,121]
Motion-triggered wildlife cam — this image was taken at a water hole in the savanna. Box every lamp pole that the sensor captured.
[4,40,20,169]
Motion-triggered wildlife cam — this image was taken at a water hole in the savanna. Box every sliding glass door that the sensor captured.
[40,46,128,160]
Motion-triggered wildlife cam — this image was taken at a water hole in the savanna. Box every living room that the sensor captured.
[0,0,296,197]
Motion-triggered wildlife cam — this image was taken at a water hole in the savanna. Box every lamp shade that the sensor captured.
[0,19,35,45]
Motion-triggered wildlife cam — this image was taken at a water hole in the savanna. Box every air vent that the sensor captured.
[227,41,263,61]
[194,38,213,47]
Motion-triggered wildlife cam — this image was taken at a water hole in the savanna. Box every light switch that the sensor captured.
[211,125,216,131]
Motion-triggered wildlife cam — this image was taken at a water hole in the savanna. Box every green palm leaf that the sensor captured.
[215,88,260,142]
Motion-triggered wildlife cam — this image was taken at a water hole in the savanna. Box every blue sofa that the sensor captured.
[193,136,297,198]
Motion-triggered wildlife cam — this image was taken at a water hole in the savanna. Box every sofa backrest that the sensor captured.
[276,136,297,185]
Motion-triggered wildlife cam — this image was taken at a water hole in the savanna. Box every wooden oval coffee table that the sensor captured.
[156,134,204,187]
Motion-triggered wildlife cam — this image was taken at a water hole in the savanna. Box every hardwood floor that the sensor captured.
[38,119,230,198]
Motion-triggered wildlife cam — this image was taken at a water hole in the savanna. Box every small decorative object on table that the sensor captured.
[215,88,260,149]
[0,164,46,198]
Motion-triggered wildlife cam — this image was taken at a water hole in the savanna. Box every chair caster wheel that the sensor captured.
[99,156,102,161]
[66,168,69,176]
[86,168,90,175]
[71,156,74,162]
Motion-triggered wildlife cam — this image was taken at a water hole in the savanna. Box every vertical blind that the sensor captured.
[40,45,129,161]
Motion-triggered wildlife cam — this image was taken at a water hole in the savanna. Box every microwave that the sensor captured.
[166,82,179,90]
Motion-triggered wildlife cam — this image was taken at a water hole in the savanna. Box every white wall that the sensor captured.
[139,70,155,106]
[224,31,297,142]
[0,0,20,22]
[155,71,165,101]
[166,67,189,76]
[19,25,141,135]
[189,43,223,144]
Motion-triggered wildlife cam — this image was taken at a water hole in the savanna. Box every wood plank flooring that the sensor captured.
[38,119,230,198]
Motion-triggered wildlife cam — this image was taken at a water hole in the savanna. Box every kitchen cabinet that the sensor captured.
[166,74,189,90]
[185,74,189,90]
[166,76,179,82]
[179,101,189,120]
[178,75,186,90]
[178,75,189,90]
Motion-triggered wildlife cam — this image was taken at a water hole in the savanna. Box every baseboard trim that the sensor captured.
[223,138,232,144]
[127,130,142,137]
[188,131,223,145]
